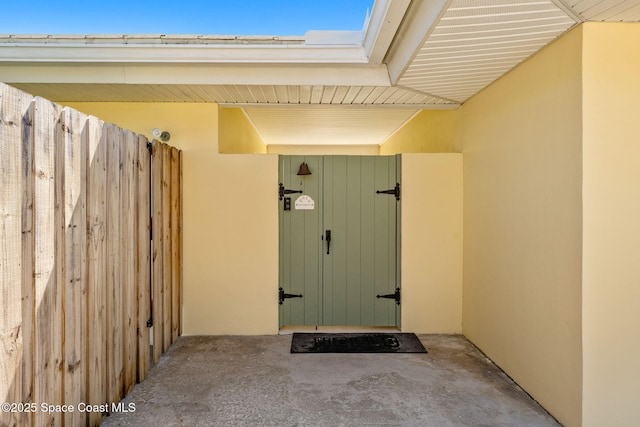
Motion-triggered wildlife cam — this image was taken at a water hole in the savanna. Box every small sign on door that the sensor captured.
[295,195,315,210]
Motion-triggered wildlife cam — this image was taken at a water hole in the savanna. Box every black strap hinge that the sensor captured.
[376,183,400,201]
[279,287,303,305]
[279,183,303,201]
[376,287,401,305]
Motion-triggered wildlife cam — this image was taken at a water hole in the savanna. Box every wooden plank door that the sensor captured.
[279,156,323,327]
[279,155,400,328]
[322,156,399,326]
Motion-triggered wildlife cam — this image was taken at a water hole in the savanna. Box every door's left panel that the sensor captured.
[279,156,322,327]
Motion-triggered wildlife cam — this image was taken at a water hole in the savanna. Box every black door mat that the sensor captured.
[290,332,427,353]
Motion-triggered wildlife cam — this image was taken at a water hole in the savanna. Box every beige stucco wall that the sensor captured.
[65,102,280,335]
[380,110,460,154]
[64,102,463,336]
[581,23,640,426]
[401,154,462,333]
[218,107,267,154]
[459,27,584,427]
[60,22,640,426]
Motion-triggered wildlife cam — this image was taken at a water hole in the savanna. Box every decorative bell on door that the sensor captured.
[297,162,312,176]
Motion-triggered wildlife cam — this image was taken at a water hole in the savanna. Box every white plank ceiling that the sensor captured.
[242,107,418,146]
[13,83,453,106]
[395,0,640,103]
[396,0,578,102]
[4,0,640,146]
[561,0,640,20]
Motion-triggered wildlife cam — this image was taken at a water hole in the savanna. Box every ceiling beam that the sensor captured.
[550,0,586,22]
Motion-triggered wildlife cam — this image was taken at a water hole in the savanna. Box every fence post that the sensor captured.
[136,136,151,382]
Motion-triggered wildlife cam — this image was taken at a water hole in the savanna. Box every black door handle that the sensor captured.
[325,230,332,254]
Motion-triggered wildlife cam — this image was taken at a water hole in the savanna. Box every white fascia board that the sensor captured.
[384,0,451,84]
[0,63,392,86]
[0,43,369,64]
[363,0,412,64]
[305,30,363,46]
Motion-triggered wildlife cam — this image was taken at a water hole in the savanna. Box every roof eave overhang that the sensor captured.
[0,61,392,87]
[0,40,393,87]
[0,1,450,94]
[362,0,412,64]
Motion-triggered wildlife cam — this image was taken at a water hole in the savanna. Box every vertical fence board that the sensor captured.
[106,124,123,403]
[122,131,138,394]
[20,99,35,427]
[53,102,67,425]
[33,97,62,427]
[61,107,88,427]
[170,147,180,343]
[0,84,30,427]
[86,115,107,427]
[152,142,164,364]
[137,136,151,382]
[162,144,172,352]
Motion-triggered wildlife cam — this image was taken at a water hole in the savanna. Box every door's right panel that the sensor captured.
[322,156,398,326]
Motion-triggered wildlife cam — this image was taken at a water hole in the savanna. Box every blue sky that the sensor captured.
[1,0,375,35]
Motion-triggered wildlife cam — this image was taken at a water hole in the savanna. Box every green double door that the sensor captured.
[279,155,400,327]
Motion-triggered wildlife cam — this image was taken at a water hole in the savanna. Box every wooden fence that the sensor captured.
[0,83,182,427]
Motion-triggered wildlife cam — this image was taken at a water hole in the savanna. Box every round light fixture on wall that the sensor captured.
[151,128,171,142]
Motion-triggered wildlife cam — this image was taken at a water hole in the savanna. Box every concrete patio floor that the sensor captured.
[101,334,560,426]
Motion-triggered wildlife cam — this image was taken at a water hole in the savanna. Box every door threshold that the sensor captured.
[279,326,400,335]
